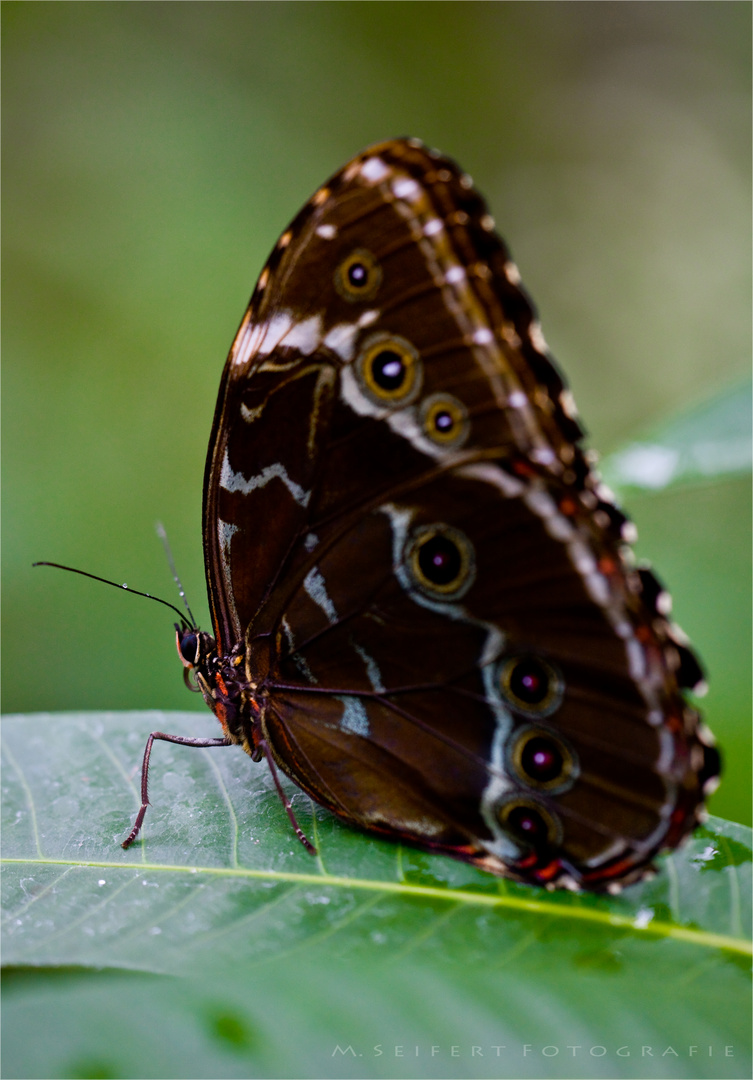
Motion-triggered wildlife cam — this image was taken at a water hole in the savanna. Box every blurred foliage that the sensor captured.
[3,0,750,835]
[603,379,751,491]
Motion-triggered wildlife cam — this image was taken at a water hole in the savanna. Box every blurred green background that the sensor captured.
[3,2,750,824]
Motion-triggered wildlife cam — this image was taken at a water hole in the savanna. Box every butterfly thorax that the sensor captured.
[176,625,264,752]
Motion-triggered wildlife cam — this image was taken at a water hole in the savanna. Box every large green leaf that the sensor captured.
[2,712,750,1079]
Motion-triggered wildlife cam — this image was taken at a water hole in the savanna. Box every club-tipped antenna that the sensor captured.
[155,522,198,629]
[33,562,193,628]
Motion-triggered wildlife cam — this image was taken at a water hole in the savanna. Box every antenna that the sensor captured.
[155,522,198,628]
[33,562,194,628]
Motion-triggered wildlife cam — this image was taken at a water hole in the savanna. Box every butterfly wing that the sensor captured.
[202,139,719,889]
[204,139,581,645]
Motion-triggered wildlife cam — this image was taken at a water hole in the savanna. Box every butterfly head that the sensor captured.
[176,623,218,695]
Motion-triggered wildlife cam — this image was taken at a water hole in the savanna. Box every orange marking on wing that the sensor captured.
[534,860,561,882]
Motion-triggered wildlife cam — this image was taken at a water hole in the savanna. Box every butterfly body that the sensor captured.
[174,138,718,891]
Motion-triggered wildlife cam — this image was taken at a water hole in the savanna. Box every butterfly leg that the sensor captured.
[258,738,317,855]
[121,731,232,849]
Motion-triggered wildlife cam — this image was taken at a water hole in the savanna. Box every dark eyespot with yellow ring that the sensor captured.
[420,393,470,448]
[356,332,422,406]
[334,248,382,302]
[496,796,563,850]
[507,725,578,794]
[405,523,475,600]
[497,655,563,718]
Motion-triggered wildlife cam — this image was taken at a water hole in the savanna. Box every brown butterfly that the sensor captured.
[125,138,720,891]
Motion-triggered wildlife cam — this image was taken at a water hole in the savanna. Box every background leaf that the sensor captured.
[2,712,751,1080]
[601,379,752,492]
[596,379,752,828]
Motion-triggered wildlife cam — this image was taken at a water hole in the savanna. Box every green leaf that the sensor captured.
[601,379,752,492]
[2,712,751,1079]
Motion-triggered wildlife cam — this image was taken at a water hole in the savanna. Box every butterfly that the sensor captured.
[124,138,720,891]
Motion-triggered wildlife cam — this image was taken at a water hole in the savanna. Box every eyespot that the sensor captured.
[507,726,578,793]
[497,655,564,717]
[334,248,382,302]
[356,332,422,405]
[496,796,562,850]
[405,523,475,600]
[420,393,470,448]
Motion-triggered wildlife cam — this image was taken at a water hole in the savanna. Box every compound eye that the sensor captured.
[507,726,578,793]
[498,655,564,717]
[334,249,382,302]
[177,628,199,667]
[405,524,476,600]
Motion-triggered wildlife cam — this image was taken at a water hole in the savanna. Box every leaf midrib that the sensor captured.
[3,855,750,957]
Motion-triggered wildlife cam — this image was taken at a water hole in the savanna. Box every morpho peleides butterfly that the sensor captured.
[127,138,720,891]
